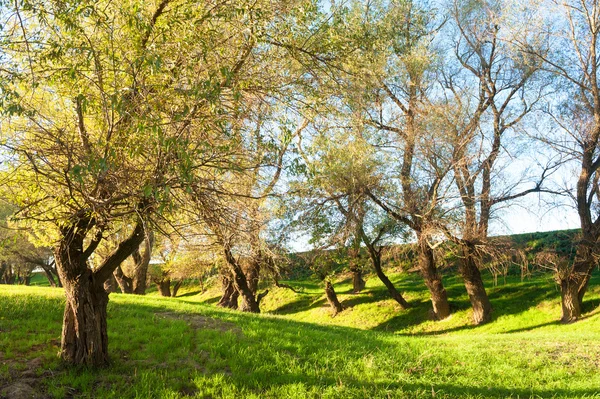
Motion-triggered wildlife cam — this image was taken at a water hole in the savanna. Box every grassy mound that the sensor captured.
[2,270,600,398]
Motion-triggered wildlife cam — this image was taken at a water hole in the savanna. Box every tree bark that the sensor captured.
[459,244,492,325]
[157,278,171,297]
[55,218,145,367]
[60,269,110,366]
[131,231,153,295]
[351,268,366,293]
[418,235,450,320]
[348,247,365,293]
[217,275,239,309]
[113,265,133,294]
[324,280,343,315]
[171,280,182,297]
[103,274,117,293]
[560,277,581,323]
[245,260,260,297]
[366,245,410,309]
[224,246,260,313]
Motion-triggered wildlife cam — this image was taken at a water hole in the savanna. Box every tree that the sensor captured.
[431,0,548,324]
[517,0,600,322]
[0,0,300,366]
[345,0,453,319]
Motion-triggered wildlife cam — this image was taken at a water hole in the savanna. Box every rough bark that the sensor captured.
[113,265,133,294]
[324,280,343,315]
[157,278,171,297]
[60,269,110,366]
[217,275,239,309]
[559,242,595,322]
[245,260,260,297]
[418,235,450,320]
[56,219,145,367]
[131,231,154,295]
[224,246,260,313]
[560,278,581,323]
[459,244,492,325]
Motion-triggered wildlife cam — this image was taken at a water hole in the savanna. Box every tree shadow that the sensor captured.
[176,290,203,298]
[268,295,326,315]
[502,320,560,334]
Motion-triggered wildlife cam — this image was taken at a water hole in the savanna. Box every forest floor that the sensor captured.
[1,269,600,398]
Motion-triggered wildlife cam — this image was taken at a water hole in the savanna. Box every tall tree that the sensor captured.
[0,0,298,365]
[432,0,548,324]
[347,0,453,319]
[517,0,600,322]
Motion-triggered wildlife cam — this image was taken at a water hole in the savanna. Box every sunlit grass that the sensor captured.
[1,269,600,398]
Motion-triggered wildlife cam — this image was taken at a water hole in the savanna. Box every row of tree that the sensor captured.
[1,0,599,367]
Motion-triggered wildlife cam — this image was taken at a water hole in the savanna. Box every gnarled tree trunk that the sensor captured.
[131,231,154,295]
[55,219,145,367]
[559,243,595,323]
[418,235,450,320]
[60,268,110,366]
[218,275,239,309]
[459,243,492,325]
[324,280,343,315]
[113,265,133,294]
[224,246,259,313]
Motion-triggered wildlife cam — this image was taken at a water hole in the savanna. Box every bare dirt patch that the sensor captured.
[0,357,51,399]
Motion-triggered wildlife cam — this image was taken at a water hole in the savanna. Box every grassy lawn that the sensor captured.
[1,269,600,398]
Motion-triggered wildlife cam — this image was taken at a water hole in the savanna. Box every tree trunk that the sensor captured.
[55,218,145,367]
[43,269,57,287]
[60,269,110,367]
[113,265,133,294]
[559,242,595,322]
[459,244,492,325]
[418,236,450,320]
[351,269,366,293]
[131,231,153,295]
[324,280,343,315]
[171,280,182,297]
[560,278,581,323]
[217,275,239,309]
[245,260,260,297]
[157,279,171,297]
[224,246,260,313]
[348,247,365,293]
[368,247,409,309]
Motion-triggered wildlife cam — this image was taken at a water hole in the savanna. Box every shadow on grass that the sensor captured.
[268,295,327,315]
[176,290,203,298]
[6,286,600,399]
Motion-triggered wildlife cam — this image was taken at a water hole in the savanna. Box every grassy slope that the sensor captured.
[2,268,600,398]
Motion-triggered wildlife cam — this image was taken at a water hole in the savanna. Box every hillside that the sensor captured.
[2,265,600,398]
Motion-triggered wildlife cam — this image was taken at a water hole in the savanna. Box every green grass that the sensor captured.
[1,269,600,398]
